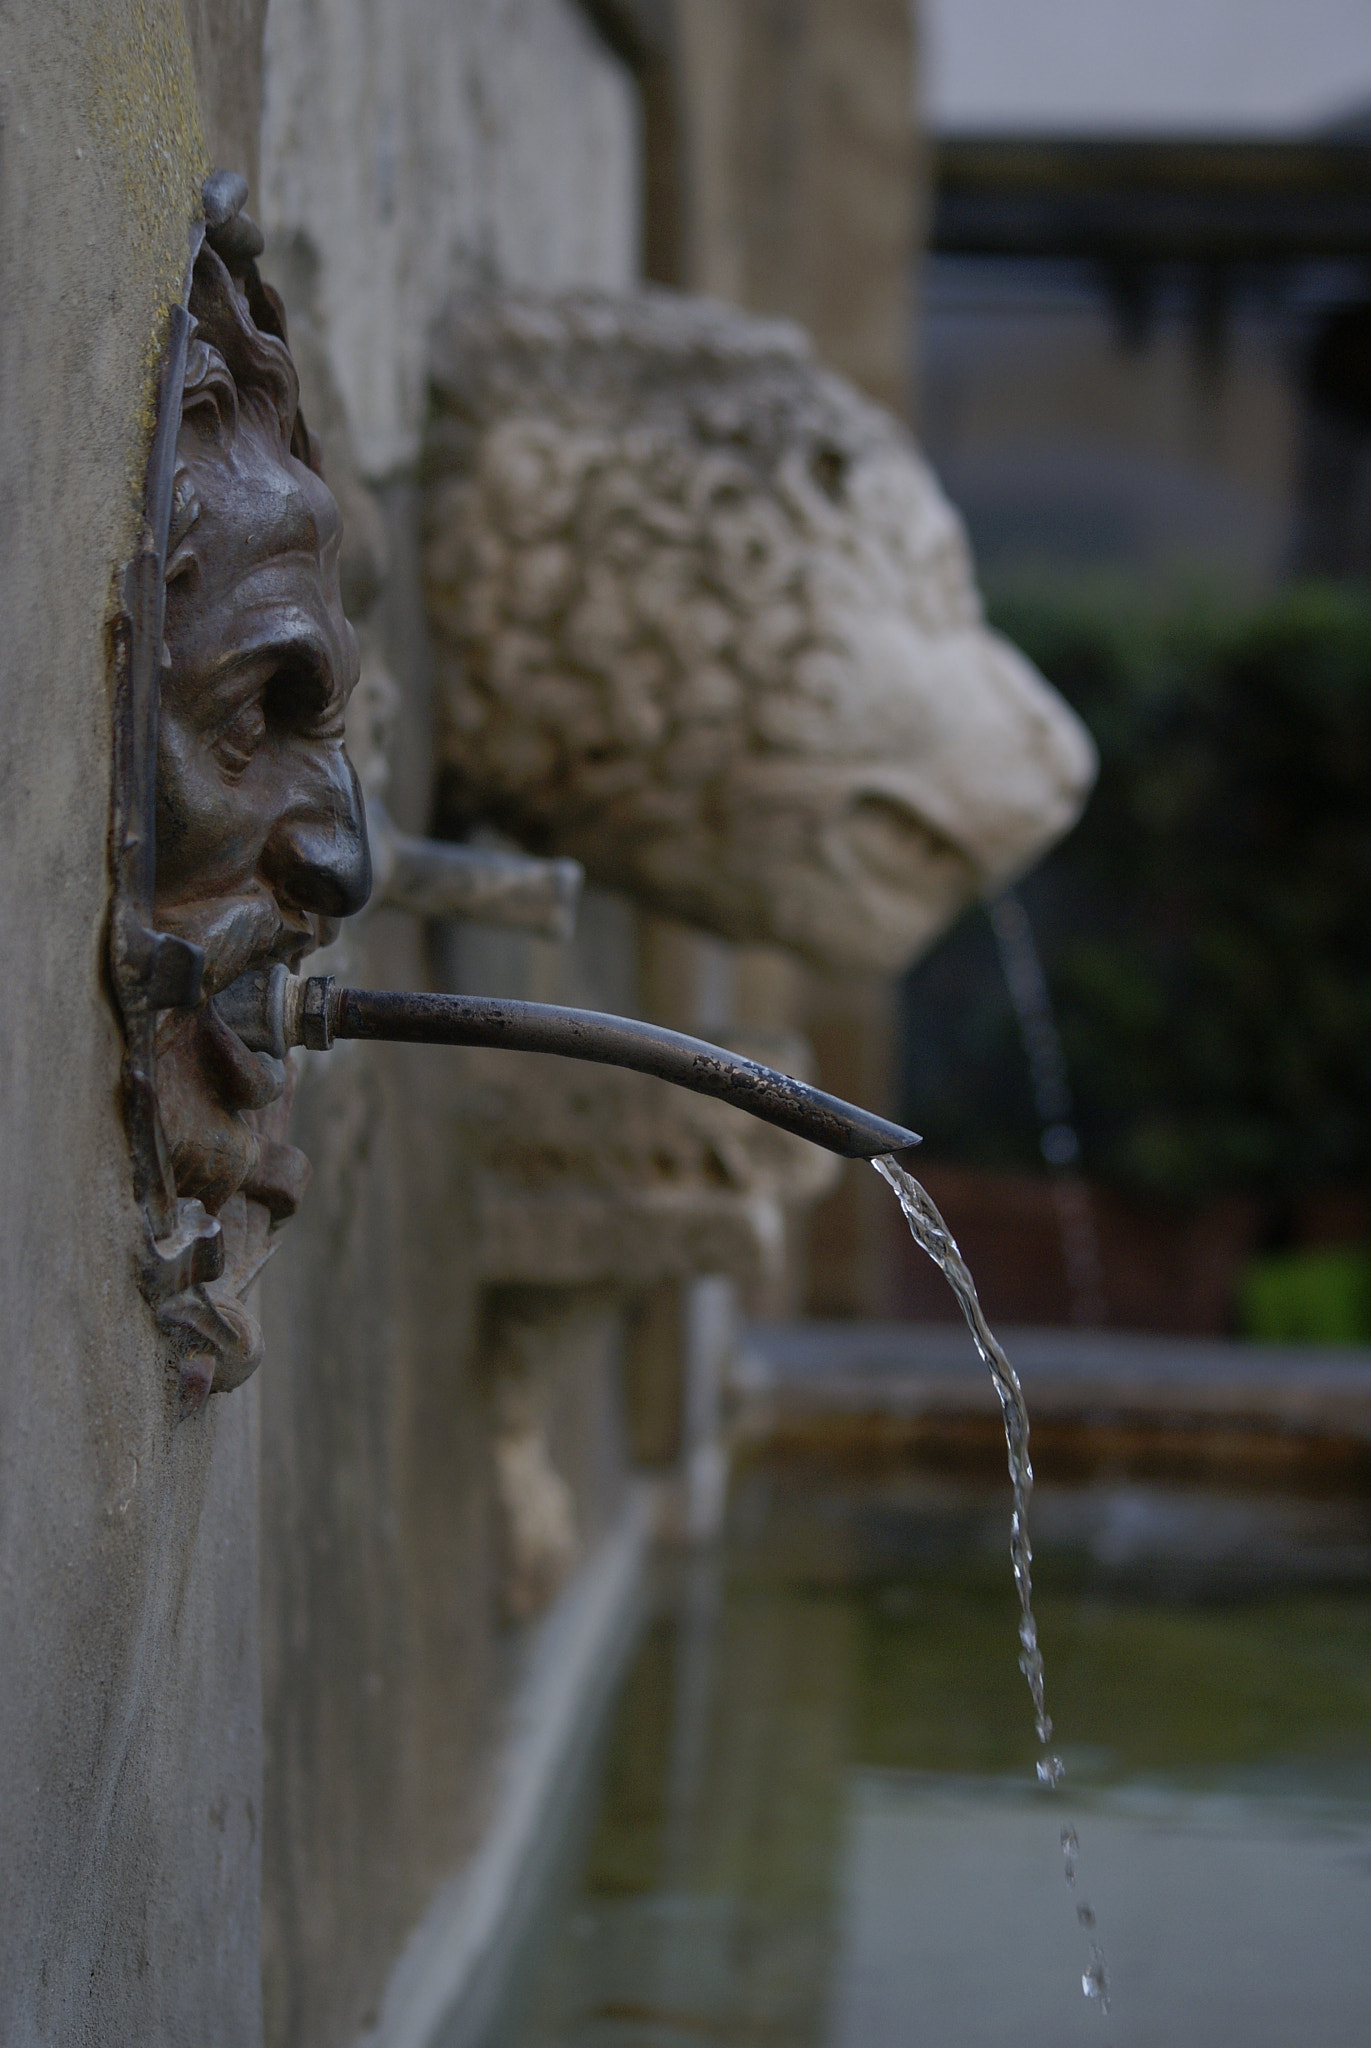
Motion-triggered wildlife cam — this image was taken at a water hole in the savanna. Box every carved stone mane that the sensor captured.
[424,289,1095,975]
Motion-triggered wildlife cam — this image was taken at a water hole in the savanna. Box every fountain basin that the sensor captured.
[452,1326,1371,2048]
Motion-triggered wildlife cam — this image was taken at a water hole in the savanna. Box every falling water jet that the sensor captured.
[872,1151,1112,2020]
[872,1154,1055,1753]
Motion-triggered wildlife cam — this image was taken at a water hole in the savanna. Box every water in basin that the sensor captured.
[502,1461,1371,2048]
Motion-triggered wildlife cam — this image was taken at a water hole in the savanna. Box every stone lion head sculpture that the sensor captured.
[423,289,1095,974]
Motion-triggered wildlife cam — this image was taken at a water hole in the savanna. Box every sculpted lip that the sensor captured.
[196,1000,287,1114]
[154,894,311,998]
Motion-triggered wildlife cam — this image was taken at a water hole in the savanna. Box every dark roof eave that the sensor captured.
[931,132,1371,263]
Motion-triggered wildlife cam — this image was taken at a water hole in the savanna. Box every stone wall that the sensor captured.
[260,0,641,479]
[253,6,645,2043]
[0,5,262,2040]
[0,5,642,2040]
[0,11,1085,2043]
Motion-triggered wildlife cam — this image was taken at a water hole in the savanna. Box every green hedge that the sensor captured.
[900,581,1371,1207]
[1238,1247,1371,1344]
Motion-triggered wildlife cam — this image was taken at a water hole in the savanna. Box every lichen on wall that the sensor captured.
[0,5,261,2041]
[84,3,208,486]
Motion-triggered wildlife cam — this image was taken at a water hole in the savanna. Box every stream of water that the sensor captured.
[986,889,1109,1328]
[872,1153,1111,2020]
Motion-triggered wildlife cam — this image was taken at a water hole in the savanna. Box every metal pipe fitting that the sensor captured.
[215,967,921,1162]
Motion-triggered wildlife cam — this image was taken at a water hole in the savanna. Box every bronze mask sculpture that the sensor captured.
[111,172,371,1413]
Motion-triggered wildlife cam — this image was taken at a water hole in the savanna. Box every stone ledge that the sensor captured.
[360,1481,660,2048]
[733,1322,1371,1481]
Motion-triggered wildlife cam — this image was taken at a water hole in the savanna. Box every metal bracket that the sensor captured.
[366,800,583,941]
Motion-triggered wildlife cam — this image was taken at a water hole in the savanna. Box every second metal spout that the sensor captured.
[216,966,921,1162]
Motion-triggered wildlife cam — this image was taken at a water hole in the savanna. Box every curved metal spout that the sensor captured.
[216,967,920,1161]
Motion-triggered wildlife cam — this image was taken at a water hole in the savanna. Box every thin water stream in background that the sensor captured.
[987,889,1108,1328]
[873,1154,1111,2021]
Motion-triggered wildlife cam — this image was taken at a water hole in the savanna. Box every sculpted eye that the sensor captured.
[265,654,345,740]
[215,700,267,775]
[210,654,339,779]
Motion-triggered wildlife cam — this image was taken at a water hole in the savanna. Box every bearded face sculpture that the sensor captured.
[423,291,1095,975]
[114,175,371,1409]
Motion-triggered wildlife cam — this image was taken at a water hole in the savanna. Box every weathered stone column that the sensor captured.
[672,0,920,413]
[667,0,927,1313]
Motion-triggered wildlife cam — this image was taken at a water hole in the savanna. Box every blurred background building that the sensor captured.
[898,0,1371,1337]
[920,0,1371,589]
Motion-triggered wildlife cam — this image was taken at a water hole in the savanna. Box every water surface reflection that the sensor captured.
[506,1467,1371,2047]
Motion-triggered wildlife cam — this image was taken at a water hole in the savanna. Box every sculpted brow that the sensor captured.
[186,650,277,733]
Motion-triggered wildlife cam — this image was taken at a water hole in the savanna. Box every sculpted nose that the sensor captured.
[262,751,373,921]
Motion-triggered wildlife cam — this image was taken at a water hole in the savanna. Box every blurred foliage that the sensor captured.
[901,579,1371,1205]
[1238,1247,1371,1344]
